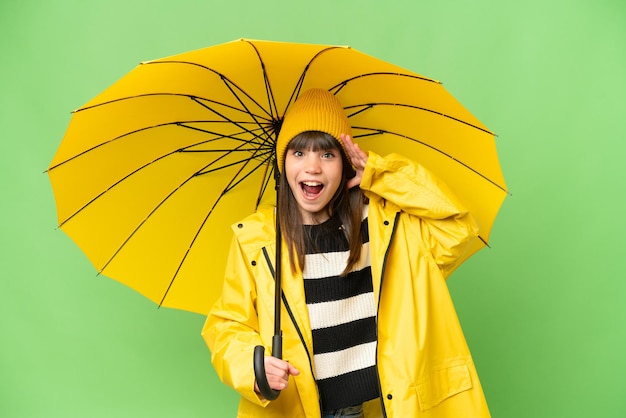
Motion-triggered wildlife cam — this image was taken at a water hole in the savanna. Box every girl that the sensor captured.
[203,89,491,417]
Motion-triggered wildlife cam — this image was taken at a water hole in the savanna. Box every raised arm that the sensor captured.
[359,150,479,276]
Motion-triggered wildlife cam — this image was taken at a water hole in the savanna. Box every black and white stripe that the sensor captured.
[302,207,379,410]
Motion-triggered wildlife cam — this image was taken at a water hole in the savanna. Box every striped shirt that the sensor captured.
[302,208,379,410]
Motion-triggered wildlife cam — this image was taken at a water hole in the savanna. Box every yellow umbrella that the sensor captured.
[48,38,507,316]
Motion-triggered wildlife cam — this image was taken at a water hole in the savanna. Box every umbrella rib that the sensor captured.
[157,203,215,308]
[156,44,282,304]
[283,46,345,114]
[352,127,508,194]
[143,60,275,120]
[73,92,267,119]
[286,47,439,104]
[345,102,494,136]
[72,92,275,151]
[243,40,279,124]
[329,72,440,94]
[189,97,274,146]
[55,123,265,226]
[218,153,273,194]
[98,135,266,276]
[71,93,276,154]
[178,121,272,147]
[213,81,276,140]
[49,123,172,171]
[195,149,273,176]
[98,172,196,276]
[256,159,275,208]
[158,148,274,307]
[48,116,265,171]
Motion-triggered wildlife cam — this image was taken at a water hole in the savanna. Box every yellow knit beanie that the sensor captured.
[276,88,352,172]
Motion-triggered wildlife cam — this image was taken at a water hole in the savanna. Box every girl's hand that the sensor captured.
[341,133,368,189]
[254,356,300,398]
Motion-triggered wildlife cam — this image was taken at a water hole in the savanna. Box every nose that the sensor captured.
[304,154,321,173]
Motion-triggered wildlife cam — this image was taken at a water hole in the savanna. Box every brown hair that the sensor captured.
[278,131,366,276]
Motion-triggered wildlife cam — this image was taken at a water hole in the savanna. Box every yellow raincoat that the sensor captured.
[203,152,491,417]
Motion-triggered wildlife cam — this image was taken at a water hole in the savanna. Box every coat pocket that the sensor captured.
[415,362,473,411]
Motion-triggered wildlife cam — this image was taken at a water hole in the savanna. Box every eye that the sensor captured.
[292,150,303,157]
[322,150,336,159]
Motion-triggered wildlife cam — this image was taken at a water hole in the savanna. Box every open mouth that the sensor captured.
[301,181,323,197]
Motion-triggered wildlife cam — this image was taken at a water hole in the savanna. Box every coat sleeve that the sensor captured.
[201,234,268,406]
[360,151,479,276]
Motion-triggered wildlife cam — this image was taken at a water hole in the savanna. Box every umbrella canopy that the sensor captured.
[48,38,507,316]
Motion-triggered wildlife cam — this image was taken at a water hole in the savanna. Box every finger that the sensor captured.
[346,176,361,190]
[267,374,288,390]
[267,358,300,390]
[342,134,366,164]
[265,357,294,381]
[267,369,290,390]
[342,133,356,154]
[287,363,301,376]
[341,133,354,151]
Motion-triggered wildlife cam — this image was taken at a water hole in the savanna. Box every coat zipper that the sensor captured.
[375,212,400,418]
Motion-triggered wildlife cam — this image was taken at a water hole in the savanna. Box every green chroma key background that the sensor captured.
[1,0,624,416]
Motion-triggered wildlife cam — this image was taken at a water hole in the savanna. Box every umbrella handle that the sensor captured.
[253,339,282,401]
